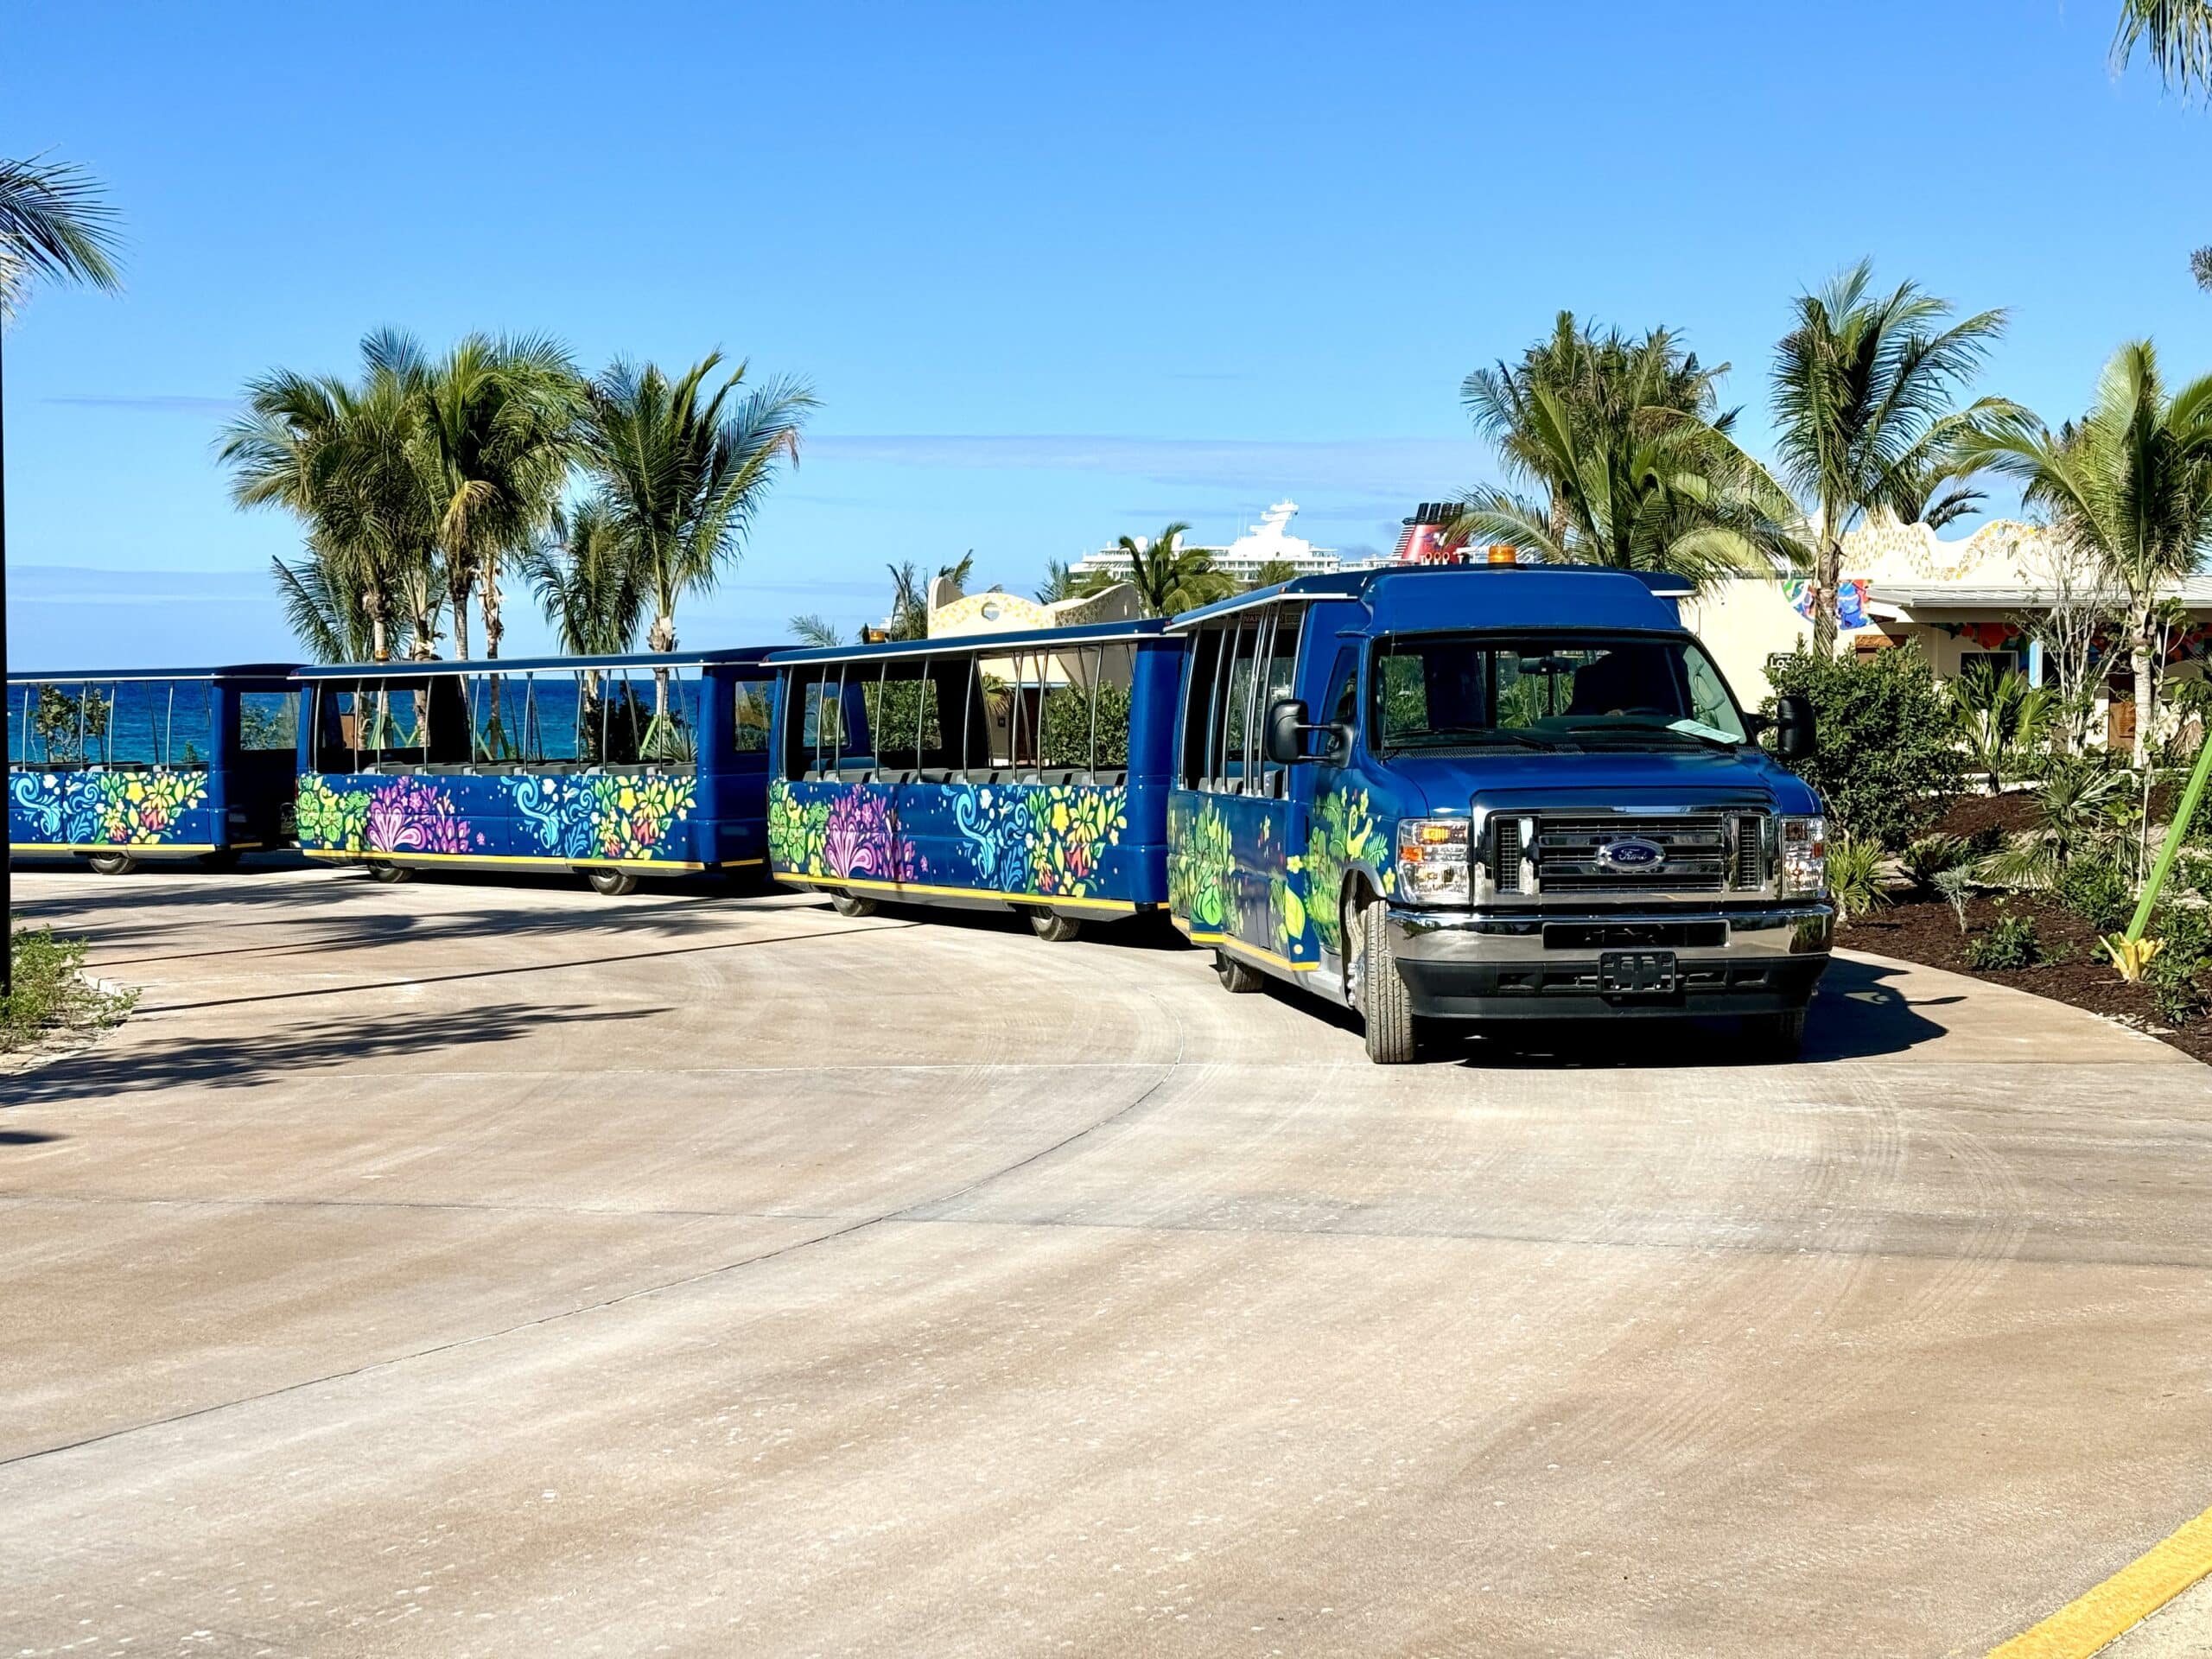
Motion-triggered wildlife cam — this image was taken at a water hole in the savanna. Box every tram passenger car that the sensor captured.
[292,649,777,893]
[765,622,1183,938]
[7,664,302,873]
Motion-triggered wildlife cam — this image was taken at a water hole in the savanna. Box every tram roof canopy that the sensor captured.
[291,647,779,682]
[7,663,302,686]
[767,618,1166,668]
[1166,563,1694,632]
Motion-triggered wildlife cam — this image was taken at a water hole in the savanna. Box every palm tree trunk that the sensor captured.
[448,578,472,661]
[1812,504,1841,657]
[2133,625,2155,770]
[365,585,390,664]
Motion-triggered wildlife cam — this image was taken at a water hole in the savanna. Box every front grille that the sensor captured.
[1530,814,1731,893]
[1492,818,1523,893]
[1732,814,1767,890]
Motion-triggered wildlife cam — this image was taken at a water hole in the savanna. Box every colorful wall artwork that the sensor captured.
[9,767,211,848]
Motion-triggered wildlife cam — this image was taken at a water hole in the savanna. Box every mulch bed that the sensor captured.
[1838,797,2212,1066]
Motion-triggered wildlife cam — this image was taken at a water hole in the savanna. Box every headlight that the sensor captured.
[1778,815,1827,896]
[1395,817,1470,905]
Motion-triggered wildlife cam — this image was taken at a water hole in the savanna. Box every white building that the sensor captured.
[1068,499,1340,586]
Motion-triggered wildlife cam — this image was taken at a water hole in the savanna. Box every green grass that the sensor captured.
[2,926,137,1053]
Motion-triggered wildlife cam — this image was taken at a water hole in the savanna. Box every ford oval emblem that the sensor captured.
[1599,836,1665,871]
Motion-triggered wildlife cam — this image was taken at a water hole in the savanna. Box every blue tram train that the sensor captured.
[764,621,1184,938]
[290,650,777,893]
[7,664,302,873]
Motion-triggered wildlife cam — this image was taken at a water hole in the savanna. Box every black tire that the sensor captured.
[86,851,138,876]
[829,889,879,918]
[366,861,415,884]
[586,868,639,897]
[1749,1005,1808,1062]
[1215,948,1266,993]
[1027,908,1083,943]
[1352,901,1418,1065]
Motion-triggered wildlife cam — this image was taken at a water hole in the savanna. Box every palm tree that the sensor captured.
[582,353,816,692]
[884,553,974,640]
[1454,320,1802,591]
[519,497,645,656]
[2,153,123,994]
[1111,523,1236,617]
[788,613,844,647]
[1034,558,1078,604]
[221,359,442,663]
[1771,261,2013,653]
[377,329,581,664]
[2115,1,2212,96]
[1955,340,2212,766]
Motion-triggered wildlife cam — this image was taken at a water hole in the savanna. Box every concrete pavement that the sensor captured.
[2,860,2209,1656]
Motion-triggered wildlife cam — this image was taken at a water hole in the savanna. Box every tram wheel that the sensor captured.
[1351,900,1418,1065]
[829,889,879,918]
[366,861,415,884]
[585,868,639,897]
[1214,949,1265,993]
[86,851,138,876]
[1027,908,1083,943]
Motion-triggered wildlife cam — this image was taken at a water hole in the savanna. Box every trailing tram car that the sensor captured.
[7,664,302,873]
[290,649,778,893]
[764,622,1183,938]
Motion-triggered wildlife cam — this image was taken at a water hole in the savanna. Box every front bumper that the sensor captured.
[1386,902,1834,1022]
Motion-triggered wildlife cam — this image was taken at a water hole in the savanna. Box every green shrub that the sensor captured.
[2146,906,2212,1027]
[1764,645,1961,851]
[1827,835,1890,924]
[1965,913,2042,971]
[1931,865,1976,932]
[1900,833,1974,893]
[1,928,137,1052]
[2053,857,2137,933]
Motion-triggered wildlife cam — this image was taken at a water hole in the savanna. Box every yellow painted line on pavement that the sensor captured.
[1989,1503,2212,1657]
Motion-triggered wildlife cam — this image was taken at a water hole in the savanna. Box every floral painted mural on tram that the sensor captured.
[290,649,774,895]
[7,665,301,873]
[765,621,1179,939]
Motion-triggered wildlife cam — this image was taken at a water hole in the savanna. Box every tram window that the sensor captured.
[867,659,943,777]
[1037,651,1086,778]
[1091,644,1134,772]
[467,674,526,766]
[24,683,111,767]
[1214,623,1260,794]
[732,678,772,753]
[1179,629,1224,788]
[239,690,296,753]
[1255,607,1303,798]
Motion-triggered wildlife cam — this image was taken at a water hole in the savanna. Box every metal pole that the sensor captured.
[2,323,12,999]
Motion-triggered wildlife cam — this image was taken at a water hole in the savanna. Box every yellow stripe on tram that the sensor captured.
[301,849,723,874]
[774,869,1138,913]
[1173,917,1320,973]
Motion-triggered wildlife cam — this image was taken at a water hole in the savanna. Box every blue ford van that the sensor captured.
[1163,563,1833,1062]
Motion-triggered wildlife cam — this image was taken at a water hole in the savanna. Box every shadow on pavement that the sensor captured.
[0,1001,660,1108]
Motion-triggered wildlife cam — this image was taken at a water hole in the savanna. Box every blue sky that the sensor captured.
[7,0,2212,666]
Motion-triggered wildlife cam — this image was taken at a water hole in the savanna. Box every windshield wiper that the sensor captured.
[1395,726,1570,752]
[1577,721,1741,752]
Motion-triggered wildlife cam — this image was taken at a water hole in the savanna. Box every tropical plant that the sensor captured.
[222,347,443,663]
[787,613,843,648]
[1967,912,2043,971]
[1826,836,1890,923]
[582,353,815,676]
[519,498,644,656]
[1948,658,2056,792]
[2114,2,2212,98]
[2055,855,2137,932]
[1034,559,1079,604]
[1770,262,2013,653]
[1247,558,1299,589]
[1955,341,2212,766]
[1454,316,1802,592]
[367,329,582,664]
[2,926,136,1052]
[1107,522,1237,617]
[0,153,123,321]
[1932,864,1978,932]
[1764,644,1962,849]
[885,554,974,641]
[1900,832,1974,896]
[1980,751,2138,888]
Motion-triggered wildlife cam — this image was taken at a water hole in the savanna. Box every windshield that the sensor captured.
[1372,632,1748,752]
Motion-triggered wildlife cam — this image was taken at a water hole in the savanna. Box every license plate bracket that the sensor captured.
[1599,950,1678,995]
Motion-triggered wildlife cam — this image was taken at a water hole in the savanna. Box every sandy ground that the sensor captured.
[1,858,2208,1657]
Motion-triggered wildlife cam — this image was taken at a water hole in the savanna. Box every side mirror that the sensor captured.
[1265,698,1311,766]
[1773,693,1817,761]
